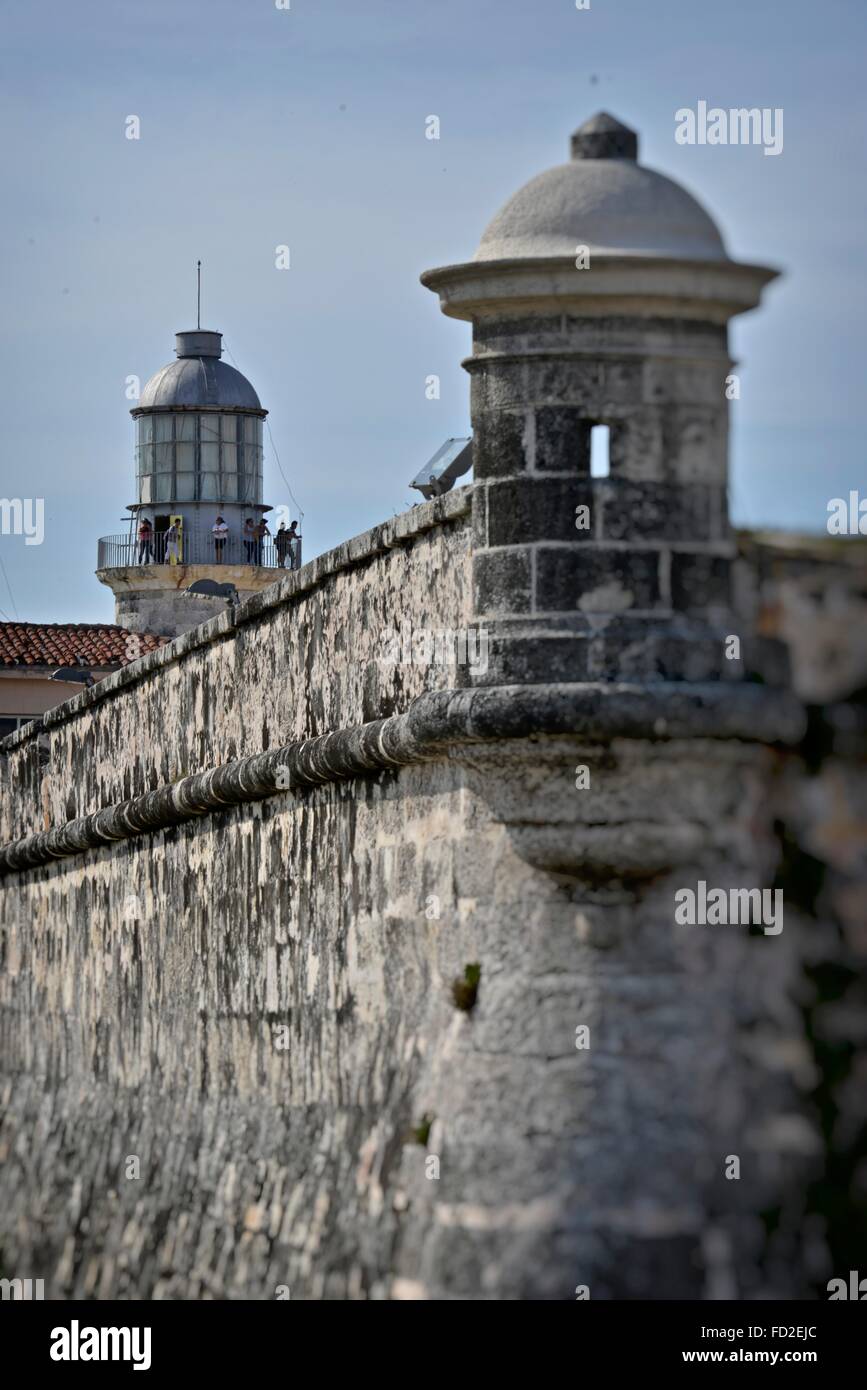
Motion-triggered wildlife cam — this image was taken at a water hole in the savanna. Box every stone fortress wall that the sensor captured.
[1,491,472,844]
[0,113,865,1300]
[0,493,863,1299]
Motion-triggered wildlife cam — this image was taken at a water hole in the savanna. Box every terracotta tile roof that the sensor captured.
[0,623,168,669]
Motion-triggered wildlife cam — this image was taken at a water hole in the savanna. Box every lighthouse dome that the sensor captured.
[138,330,263,412]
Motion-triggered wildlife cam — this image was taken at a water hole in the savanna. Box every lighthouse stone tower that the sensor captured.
[97,328,280,637]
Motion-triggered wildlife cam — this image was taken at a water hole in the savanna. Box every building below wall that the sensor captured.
[0,623,167,738]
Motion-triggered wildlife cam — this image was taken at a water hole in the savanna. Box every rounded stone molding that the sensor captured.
[0,682,804,876]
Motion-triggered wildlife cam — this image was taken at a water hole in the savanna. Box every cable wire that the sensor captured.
[0,546,20,620]
[222,340,305,524]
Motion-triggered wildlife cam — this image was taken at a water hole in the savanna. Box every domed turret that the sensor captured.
[474,113,728,264]
[421,115,779,687]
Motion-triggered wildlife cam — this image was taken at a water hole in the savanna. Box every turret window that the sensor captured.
[590,424,610,478]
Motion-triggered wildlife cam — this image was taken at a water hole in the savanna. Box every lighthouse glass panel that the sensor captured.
[176,414,195,471]
[221,416,238,476]
[135,409,263,506]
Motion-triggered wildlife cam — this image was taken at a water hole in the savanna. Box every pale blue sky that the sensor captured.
[0,0,864,623]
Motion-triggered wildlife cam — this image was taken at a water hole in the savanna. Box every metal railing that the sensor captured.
[97,534,302,571]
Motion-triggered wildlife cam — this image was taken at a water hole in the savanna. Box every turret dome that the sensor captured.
[473,112,728,264]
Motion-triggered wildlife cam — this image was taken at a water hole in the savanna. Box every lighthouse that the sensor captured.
[97,325,290,637]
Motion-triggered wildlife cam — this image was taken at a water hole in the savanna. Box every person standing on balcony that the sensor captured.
[275,522,290,569]
[165,520,180,565]
[243,517,256,563]
[254,517,270,565]
[212,515,228,562]
[287,519,301,570]
[137,516,153,564]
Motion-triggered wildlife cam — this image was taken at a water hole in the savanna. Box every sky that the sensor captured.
[0,0,864,625]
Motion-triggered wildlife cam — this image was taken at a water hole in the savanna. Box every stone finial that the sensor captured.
[570,111,638,161]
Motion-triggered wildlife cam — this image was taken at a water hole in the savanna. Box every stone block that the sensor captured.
[534,406,592,473]
[670,552,731,612]
[469,630,591,686]
[473,548,532,615]
[598,481,727,543]
[472,410,529,479]
[525,359,602,411]
[468,360,527,412]
[485,477,595,546]
[536,547,662,614]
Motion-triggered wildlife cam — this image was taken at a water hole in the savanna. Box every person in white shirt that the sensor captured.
[165,521,180,565]
[212,515,228,562]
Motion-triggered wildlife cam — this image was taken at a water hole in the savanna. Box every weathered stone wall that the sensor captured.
[0,490,472,842]
[0,503,863,1300]
[0,724,813,1301]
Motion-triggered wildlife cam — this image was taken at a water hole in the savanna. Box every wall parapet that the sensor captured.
[0,680,804,877]
[0,488,471,754]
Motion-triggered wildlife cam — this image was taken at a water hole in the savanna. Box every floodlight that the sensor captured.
[409,437,472,499]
